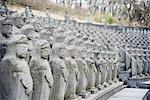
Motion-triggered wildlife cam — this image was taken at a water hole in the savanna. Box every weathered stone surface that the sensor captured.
[0,5,150,100]
[0,35,33,100]
[30,39,53,100]
[50,43,69,100]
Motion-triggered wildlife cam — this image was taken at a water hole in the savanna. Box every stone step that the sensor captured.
[108,88,149,100]
[82,82,125,100]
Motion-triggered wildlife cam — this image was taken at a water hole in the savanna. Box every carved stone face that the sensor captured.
[71,48,78,58]
[26,29,39,40]
[16,44,28,58]
[2,25,12,38]
[59,47,66,58]
[14,18,24,28]
[34,23,42,32]
[81,49,86,58]
[41,46,51,59]
[90,52,94,59]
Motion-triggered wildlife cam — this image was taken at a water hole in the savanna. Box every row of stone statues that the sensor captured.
[0,6,150,100]
[0,12,120,100]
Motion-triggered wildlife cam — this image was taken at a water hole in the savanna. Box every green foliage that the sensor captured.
[107,16,113,24]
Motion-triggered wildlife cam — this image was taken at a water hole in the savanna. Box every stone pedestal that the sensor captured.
[82,82,125,100]
[118,71,130,82]
[127,77,150,88]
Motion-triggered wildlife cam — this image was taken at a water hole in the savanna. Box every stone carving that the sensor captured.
[98,52,109,87]
[136,55,145,77]
[22,24,39,63]
[0,17,13,61]
[106,52,114,85]
[94,51,104,90]
[86,49,98,94]
[131,55,138,78]
[141,55,149,76]
[0,5,8,16]
[146,55,150,75]
[31,18,43,33]
[112,53,119,83]
[76,47,90,98]
[64,45,80,100]
[114,44,126,72]
[12,15,24,35]
[24,6,34,19]
[0,35,33,100]
[30,39,53,100]
[50,43,69,100]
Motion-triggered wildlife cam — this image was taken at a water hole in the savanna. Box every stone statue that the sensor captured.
[0,35,33,100]
[0,17,13,61]
[86,49,98,94]
[125,51,132,72]
[50,43,69,100]
[30,39,53,100]
[136,55,145,77]
[12,15,24,35]
[114,44,126,72]
[94,51,104,90]
[141,55,149,76]
[76,47,90,98]
[112,53,119,83]
[131,55,138,78]
[24,6,33,19]
[99,52,109,87]
[64,45,81,100]
[146,55,150,75]
[32,18,43,33]
[22,24,40,63]
[106,52,114,85]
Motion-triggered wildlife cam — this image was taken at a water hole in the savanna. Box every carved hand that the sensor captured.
[84,67,89,77]
[49,77,54,88]
[62,68,69,82]
[25,88,32,95]
[76,69,80,81]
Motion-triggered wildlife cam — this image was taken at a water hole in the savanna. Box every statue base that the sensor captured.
[88,87,99,94]
[103,82,109,88]
[78,90,91,98]
[96,84,104,90]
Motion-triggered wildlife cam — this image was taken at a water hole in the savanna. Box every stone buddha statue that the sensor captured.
[141,55,149,76]
[50,43,69,100]
[0,17,13,62]
[106,52,114,85]
[86,49,98,94]
[98,51,109,88]
[112,53,119,83]
[64,36,80,99]
[94,51,104,90]
[136,55,145,77]
[75,47,90,98]
[64,45,81,100]
[0,35,33,100]
[22,24,40,63]
[30,39,53,100]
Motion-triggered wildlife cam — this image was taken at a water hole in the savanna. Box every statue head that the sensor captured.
[52,43,66,59]
[77,47,87,59]
[87,49,94,59]
[1,17,13,38]
[37,39,51,59]
[8,35,28,58]
[22,24,39,40]
[14,15,24,28]
[31,18,42,32]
